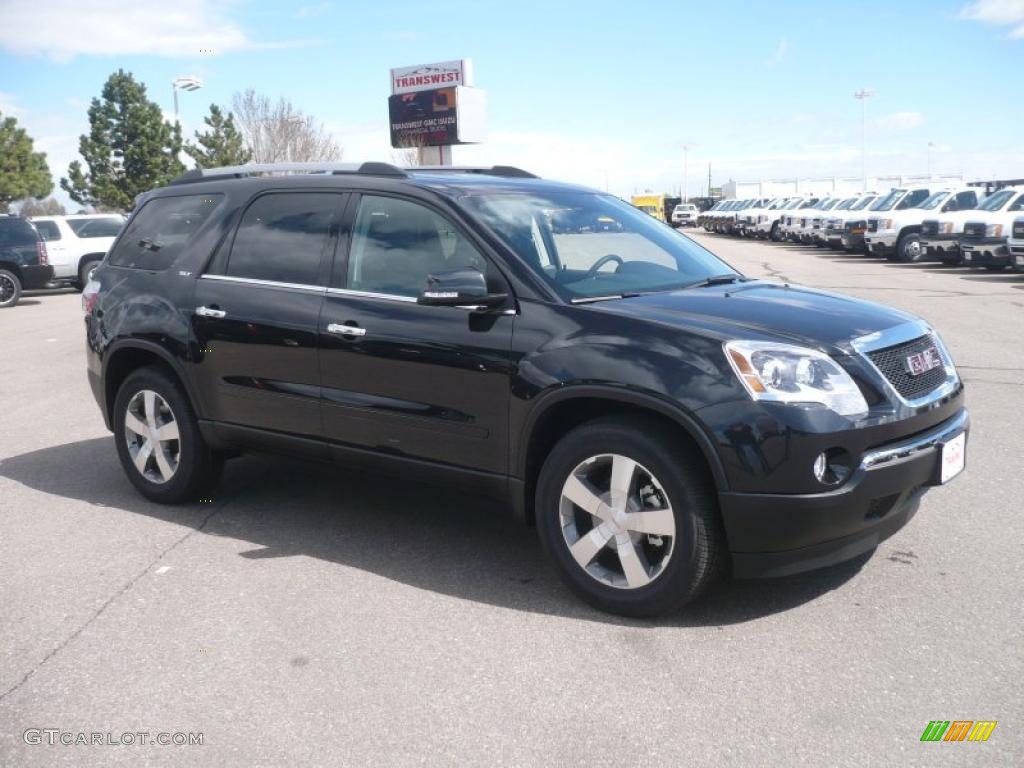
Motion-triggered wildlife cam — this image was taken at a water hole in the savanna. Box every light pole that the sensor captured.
[853,88,874,191]
[679,144,688,204]
[172,76,203,122]
[927,141,935,177]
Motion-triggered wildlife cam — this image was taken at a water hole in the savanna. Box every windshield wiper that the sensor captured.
[571,292,643,304]
[682,274,745,289]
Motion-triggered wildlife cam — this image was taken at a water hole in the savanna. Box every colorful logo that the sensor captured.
[920,721,997,742]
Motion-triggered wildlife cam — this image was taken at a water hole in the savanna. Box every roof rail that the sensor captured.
[412,165,539,179]
[169,161,408,185]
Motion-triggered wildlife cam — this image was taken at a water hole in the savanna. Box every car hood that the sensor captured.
[588,280,916,349]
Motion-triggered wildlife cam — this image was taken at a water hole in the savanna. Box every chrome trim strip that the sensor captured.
[325,287,418,303]
[200,274,325,294]
[851,321,961,408]
[861,409,968,470]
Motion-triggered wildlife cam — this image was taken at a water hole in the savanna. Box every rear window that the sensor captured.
[67,217,124,238]
[108,195,223,270]
[0,218,40,247]
[33,220,61,241]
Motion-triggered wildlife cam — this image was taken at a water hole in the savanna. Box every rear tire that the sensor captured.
[0,269,22,308]
[113,366,223,503]
[535,416,724,617]
[75,257,101,291]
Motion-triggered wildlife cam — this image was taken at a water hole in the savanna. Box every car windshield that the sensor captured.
[919,191,950,210]
[852,195,877,210]
[871,189,905,211]
[785,199,803,209]
[978,189,1014,211]
[67,217,124,237]
[834,198,856,211]
[462,191,738,301]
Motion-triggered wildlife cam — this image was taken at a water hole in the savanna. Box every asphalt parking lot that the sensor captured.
[1,233,1021,767]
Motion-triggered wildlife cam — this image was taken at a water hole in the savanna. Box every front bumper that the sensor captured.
[1010,242,1024,272]
[961,238,1009,267]
[920,234,959,261]
[722,408,969,578]
[864,232,897,255]
[20,264,54,290]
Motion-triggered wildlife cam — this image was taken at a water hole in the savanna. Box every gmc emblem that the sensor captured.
[905,346,942,376]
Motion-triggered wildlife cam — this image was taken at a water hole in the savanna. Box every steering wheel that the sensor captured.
[585,254,624,278]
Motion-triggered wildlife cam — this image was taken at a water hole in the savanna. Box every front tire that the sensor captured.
[536,416,723,617]
[0,269,22,308]
[896,232,923,263]
[113,366,223,503]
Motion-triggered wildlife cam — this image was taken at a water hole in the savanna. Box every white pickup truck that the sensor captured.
[864,187,982,262]
[920,186,1024,264]
[30,214,125,288]
[958,187,1024,271]
[822,193,879,249]
[671,203,699,227]
[1010,216,1024,273]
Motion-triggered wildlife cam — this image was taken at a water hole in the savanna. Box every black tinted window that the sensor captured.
[348,195,488,297]
[0,218,40,246]
[1010,193,1024,212]
[68,217,124,238]
[33,220,61,241]
[897,190,930,209]
[108,195,222,270]
[226,193,339,285]
[952,191,978,211]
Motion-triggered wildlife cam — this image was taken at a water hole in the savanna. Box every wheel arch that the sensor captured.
[0,261,24,281]
[103,340,203,428]
[514,386,727,525]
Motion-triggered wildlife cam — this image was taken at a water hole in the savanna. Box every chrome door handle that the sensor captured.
[195,306,226,318]
[327,323,366,337]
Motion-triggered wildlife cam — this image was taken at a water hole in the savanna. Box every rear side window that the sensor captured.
[108,195,222,270]
[67,217,124,238]
[33,220,61,241]
[0,218,40,246]
[225,193,341,286]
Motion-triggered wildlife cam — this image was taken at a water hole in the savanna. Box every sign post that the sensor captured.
[388,59,485,166]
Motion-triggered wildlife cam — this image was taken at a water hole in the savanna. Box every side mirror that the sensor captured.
[417,268,508,310]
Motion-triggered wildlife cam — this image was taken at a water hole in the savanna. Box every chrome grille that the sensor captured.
[866,334,948,401]
[962,221,985,239]
[867,219,880,233]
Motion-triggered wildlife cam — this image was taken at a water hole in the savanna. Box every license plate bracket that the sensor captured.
[938,432,966,484]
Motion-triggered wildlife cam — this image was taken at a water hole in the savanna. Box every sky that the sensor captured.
[1,0,1022,209]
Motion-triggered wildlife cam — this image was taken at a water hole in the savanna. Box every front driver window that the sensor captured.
[347,195,488,297]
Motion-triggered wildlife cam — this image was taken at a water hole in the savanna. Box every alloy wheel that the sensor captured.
[124,390,180,484]
[0,274,15,304]
[559,454,676,589]
[903,238,922,261]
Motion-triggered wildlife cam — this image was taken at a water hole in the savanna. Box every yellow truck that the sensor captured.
[631,194,680,224]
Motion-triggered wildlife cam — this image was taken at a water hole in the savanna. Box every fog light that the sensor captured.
[813,448,853,487]
[813,453,827,482]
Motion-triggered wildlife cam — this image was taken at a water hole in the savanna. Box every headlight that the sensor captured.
[985,223,1003,237]
[882,219,895,231]
[724,340,869,417]
[941,222,954,234]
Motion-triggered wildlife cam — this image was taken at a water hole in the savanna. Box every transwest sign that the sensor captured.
[390,60,474,95]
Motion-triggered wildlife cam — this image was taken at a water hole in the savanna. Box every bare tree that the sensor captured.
[390,147,420,167]
[231,89,342,163]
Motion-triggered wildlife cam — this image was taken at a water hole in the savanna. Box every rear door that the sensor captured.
[191,191,346,438]
[318,192,514,474]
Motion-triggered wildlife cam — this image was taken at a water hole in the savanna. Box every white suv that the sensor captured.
[959,187,1024,270]
[30,214,125,288]
[671,203,699,227]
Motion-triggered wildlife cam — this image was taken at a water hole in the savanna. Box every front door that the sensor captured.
[191,191,346,438]
[318,193,514,474]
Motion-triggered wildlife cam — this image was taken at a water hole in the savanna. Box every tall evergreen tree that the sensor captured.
[185,104,252,168]
[61,69,184,211]
[0,112,52,213]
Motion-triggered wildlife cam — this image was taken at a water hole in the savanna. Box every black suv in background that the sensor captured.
[84,163,969,617]
[0,215,52,308]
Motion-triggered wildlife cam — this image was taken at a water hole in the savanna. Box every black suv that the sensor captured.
[84,163,969,617]
[0,214,53,308]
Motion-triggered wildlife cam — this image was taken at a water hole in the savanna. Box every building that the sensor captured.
[720,174,966,200]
